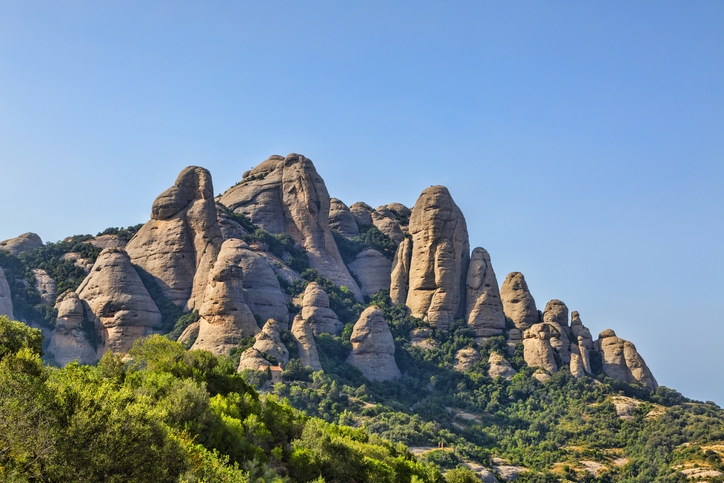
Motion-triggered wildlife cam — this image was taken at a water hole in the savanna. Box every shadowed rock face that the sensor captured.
[32,269,57,306]
[47,292,98,366]
[348,249,392,297]
[394,185,470,329]
[0,232,43,256]
[346,306,400,381]
[596,330,658,391]
[465,247,505,339]
[0,267,13,318]
[522,323,558,374]
[77,248,162,355]
[218,154,362,300]
[300,283,343,336]
[291,314,322,371]
[191,239,261,356]
[126,166,223,310]
[501,272,539,331]
[329,198,359,238]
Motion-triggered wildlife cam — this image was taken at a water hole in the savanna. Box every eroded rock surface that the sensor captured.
[570,311,593,377]
[542,299,571,363]
[77,248,162,355]
[348,249,391,297]
[252,319,289,366]
[126,166,223,310]
[453,347,480,372]
[32,269,57,305]
[291,314,322,371]
[371,206,405,244]
[465,247,505,340]
[216,205,248,240]
[300,282,343,336]
[329,198,359,238]
[390,237,413,305]
[596,330,658,391]
[522,324,558,373]
[47,292,98,365]
[346,306,400,381]
[488,352,517,380]
[349,202,374,227]
[501,272,539,331]
[218,154,362,299]
[0,267,13,318]
[0,232,43,255]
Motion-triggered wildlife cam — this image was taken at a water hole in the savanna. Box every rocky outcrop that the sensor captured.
[596,330,658,391]
[191,240,261,356]
[237,319,289,371]
[177,321,200,347]
[0,267,13,318]
[32,269,57,305]
[90,235,126,250]
[47,292,98,365]
[507,328,522,355]
[348,249,392,297]
[218,154,362,299]
[126,166,223,310]
[216,205,248,240]
[77,248,162,355]
[453,347,480,372]
[346,306,400,381]
[371,206,405,244]
[500,272,539,331]
[349,202,374,227]
[291,314,322,371]
[237,348,274,372]
[410,327,437,350]
[522,324,557,374]
[390,237,413,305]
[541,300,571,364]
[300,283,343,336]
[465,248,505,341]
[570,311,593,377]
[488,352,517,380]
[396,186,470,329]
[0,232,43,255]
[329,198,359,238]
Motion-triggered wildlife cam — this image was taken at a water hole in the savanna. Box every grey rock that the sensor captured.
[329,198,359,238]
[500,272,539,331]
[346,306,400,381]
[0,232,43,255]
[348,249,392,297]
[466,247,506,339]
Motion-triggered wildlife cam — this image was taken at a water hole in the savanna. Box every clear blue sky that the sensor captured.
[1,2,723,403]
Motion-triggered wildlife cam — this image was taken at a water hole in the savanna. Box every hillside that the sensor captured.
[1,154,723,482]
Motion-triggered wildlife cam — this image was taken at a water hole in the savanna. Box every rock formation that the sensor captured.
[570,311,593,377]
[410,327,437,350]
[218,154,362,300]
[346,306,400,381]
[126,166,223,310]
[522,324,558,374]
[488,352,517,380]
[541,300,571,364]
[177,321,200,347]
[329,198,359,238]
[300,282,343,336]
[0,267,14,318]
[393,186,470,329]
[453,347,480,372]
[237,319,289,371]
[32,269,57,305]
[371,206,405,244]
[237,348,274,372]
[390,237,413,305]
[465,248,506,341]
[506,329,522,355]
[90,235,127,250]
[596,330,658,391]
[348,249,392,297]
[500,272,539,331]
[191,240,261,356]
[0,232,43,255]
[349,202,374,227]
[77,248,162,355]
[216,205,248,240]
[47,292,98,365]
[291,314,322,371]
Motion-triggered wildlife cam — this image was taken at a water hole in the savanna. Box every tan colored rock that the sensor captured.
[402,186,470,329]
[218,154,362,300]
[216,204,249,240]
[346,306,400,381]
[522,324,557,373]
[126,167,223,310]
[570,311,593,376]
[453,347,480,372]
[0,267,13,318]
[465,247,505,339]
[500,272,539,331]
[506,328,522,355]
[90,234,126,250]
[349,202,374,227]
[348,249,392,297]
[237,348,273,372]
[0,232,43,255]
[177,321,200,346]
[47,292,98,366]
[77,248,162,355]
[60,252,93,272]
[291,314,322,371]
[410,327,437,349]
[372,206,405,244]
[329,198,359,238]
[542,300,571,363]
[251,319,289,366]
[300,282,343,336]
[384,203,411,221]
[596,330,658,391]
[32,269,57,305]
[390,237,413,305]
[191,240,261,356]
[488,352,517,380]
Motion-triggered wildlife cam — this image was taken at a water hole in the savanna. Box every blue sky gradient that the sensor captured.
[1,2,723,402]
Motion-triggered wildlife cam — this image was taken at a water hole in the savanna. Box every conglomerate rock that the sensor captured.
[0,232,43,255]
[596,330,658,391]
[465,247,506,340]
[500,272,539,331]
[346,306,400,381]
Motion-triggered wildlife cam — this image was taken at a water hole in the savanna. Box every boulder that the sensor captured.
[47,292,98,366]
[400,186,470,329]
[500,272,539,331]
[32,269,57,305]
[542,300,571,363]
[177,321,200,347]
[596,330,658,391]
[252,319,289,367]
[371,206,405,244]
[291,314,322,371]
[410,327,437,350]
[0,267,13,318]
[522,324,558,373]
[216,204,248,240]
[300,282,343,336]
[77,248,162,355]
[329,198,359,238]
[126,166,223,310]
[237,347,273,372]
[488,352,517,380]
[346,306,400,381]
[218,154,362,300]
[465,247,505,339]
[453,347,480,372]
[348,249,392,297]
[191,240,261,356]
[0,232,43,255]
[349,202,374,227]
